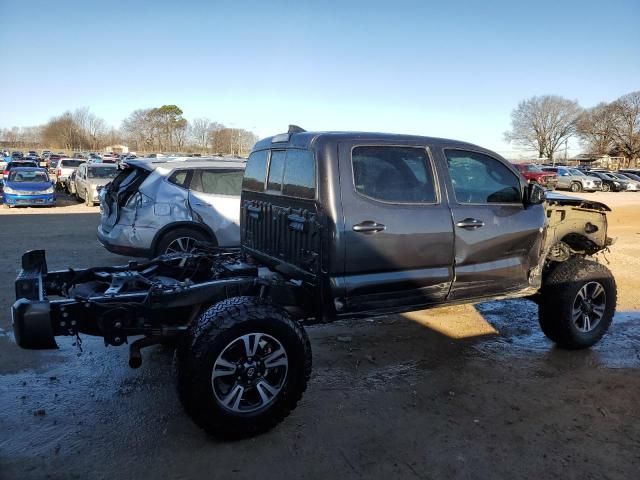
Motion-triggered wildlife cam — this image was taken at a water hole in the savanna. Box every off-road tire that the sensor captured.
[539,258,616,349]
[155,227,210,256]
[175,296,312,439]
[570,182,582,192]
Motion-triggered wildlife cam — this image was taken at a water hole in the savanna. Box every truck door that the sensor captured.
[187,168,244,247]
[338,142,455,314]
[440,148,546,300]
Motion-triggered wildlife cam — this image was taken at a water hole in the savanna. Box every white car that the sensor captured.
[98,157,245,257]
[54,158,85,188]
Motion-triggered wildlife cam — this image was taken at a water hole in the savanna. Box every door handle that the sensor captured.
[353,221,386,233]
[456,218,485,229]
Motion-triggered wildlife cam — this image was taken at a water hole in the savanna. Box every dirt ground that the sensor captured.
[0,192,638,480]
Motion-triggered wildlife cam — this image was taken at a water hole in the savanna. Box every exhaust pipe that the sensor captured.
[128,336,163,368]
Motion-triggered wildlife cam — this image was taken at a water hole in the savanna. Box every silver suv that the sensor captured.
[542,166,602,192]
[98,157,246,257]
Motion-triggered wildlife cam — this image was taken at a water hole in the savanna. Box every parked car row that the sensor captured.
[509,163,640,193]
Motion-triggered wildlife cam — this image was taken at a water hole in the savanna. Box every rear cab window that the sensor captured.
[243,149,316,199]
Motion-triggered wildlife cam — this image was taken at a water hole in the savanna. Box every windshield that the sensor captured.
[524,164,544,172]
[568,168,584,176]
[88,167,118,179]
[9,170,49,182]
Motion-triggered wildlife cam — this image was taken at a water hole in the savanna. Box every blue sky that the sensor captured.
[1,0,638,154]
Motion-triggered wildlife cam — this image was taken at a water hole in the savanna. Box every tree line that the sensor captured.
[505,91,640,166]
[0,105,259,156]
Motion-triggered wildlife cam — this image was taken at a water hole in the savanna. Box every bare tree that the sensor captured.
[505,95,582,160]
[576,103,618,155]
[208,122,227,153]
[122,108,156,152]
[190,118,211,152]
[609,91,640,167]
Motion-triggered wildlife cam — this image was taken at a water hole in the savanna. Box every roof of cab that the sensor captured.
[252,129,484,153]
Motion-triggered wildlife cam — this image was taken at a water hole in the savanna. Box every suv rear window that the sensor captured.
[191,169,244,196]
[168,169,191,188]
[243,149,316,199]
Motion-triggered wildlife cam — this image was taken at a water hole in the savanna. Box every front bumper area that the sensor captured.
[4,193,55,206]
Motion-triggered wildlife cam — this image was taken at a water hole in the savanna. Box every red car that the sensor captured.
[512,163,558,190]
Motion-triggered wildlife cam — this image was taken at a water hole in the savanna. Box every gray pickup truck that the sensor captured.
[12,127,616,439]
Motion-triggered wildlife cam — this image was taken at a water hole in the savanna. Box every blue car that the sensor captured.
[2,167,56,207]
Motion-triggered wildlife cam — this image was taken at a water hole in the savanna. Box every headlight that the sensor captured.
[613,181,620,186]
[3,187,15,194]
[45,186,54,194]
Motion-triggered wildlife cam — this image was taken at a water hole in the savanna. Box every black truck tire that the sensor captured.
[176,296,312,439]
[538,258,616,349]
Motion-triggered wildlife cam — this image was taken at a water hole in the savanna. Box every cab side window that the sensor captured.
[445,150,521,204]
[352,146,436,203]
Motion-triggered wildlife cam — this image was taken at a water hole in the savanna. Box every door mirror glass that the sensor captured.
[526,183,545,206]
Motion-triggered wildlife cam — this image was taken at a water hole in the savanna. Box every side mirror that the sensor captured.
[525,183,545,206]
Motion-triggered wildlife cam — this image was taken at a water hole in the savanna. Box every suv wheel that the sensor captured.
[176,297,312,439]
[156,228,210,256]
[570,182,582,192]
[538,258,616,349]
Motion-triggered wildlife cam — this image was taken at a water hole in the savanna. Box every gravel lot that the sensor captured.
[0,192,639,480]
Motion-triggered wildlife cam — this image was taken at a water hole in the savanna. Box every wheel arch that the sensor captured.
[151,221,218,256]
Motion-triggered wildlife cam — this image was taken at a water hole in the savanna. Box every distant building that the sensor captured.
[573,154,625,169]
[104,145,129,154]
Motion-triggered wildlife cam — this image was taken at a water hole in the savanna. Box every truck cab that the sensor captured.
[241,130,548,319]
